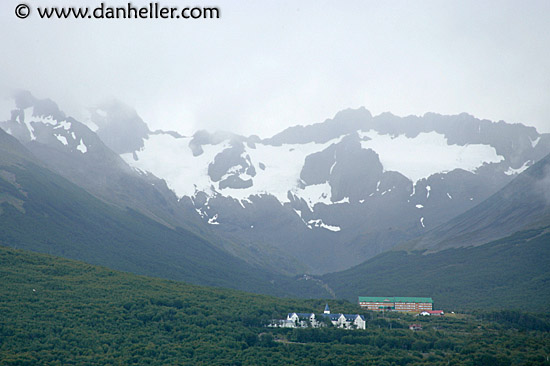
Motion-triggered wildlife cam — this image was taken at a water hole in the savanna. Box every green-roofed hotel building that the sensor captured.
[358,297,433,312]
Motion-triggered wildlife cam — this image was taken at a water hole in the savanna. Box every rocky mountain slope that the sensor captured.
[0,127,329,297]
[322,153,550,310]
[118,108,549,273]
[405,151,550,251]
[0,91,301,275]
[1,91,549,274]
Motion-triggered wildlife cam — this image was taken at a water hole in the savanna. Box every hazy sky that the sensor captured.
[1,0,549,137]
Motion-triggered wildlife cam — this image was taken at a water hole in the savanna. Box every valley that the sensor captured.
[0,92,549,365]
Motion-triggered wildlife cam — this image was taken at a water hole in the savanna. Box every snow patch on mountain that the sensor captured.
[307,219,341,232]
[3,105,93,156]
[334,196,350,204]
[23,107,71,131]
[291,182,332,209]
[530,137,541,148]
[9,106,77,143]
[358,130,504,183]
[122,134,229,197]
[220,138,343,203]
[208,214,220,225]
[55,134,68,146]
[54,120,72,130]
[77,139,88,153]
[504,160,531,176]
[22,108,37,140]
[123,133,343,205]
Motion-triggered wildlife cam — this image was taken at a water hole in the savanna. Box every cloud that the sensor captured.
[1,0,549,137]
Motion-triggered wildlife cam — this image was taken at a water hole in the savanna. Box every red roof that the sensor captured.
[426,310,444,315]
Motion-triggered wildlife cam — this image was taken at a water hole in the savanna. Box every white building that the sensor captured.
[321,313,366,330]
[272,304,366,330]
[286,312,318,328]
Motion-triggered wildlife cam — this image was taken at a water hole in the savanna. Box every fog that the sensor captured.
[1,0,549,137]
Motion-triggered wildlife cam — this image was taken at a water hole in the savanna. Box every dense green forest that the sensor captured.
[1,245,549,365]
[323,226,550,312]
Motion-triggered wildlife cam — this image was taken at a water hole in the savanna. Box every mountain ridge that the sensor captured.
[118,105,549,273]
[0,127,328,297]
[404,151,550,252]
[0,91,302,275]
[2,90,549,274]
[321,151,550,310]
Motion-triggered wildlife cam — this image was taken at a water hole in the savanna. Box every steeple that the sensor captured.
[324,303,330,314]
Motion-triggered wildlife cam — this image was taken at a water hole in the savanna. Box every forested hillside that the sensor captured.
[1,245,549,365]
[323,226,550,311]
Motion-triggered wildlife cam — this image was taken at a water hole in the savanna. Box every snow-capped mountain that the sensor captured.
[113,106,549,273]
[0,91,94,155]
[1,91,549,274]
[0,91,304,275]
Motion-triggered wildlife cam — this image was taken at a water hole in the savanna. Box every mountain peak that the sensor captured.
[2,92,549,275]
[264,107,373,146]
[332,106,373,120]
[84,99,150,154]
